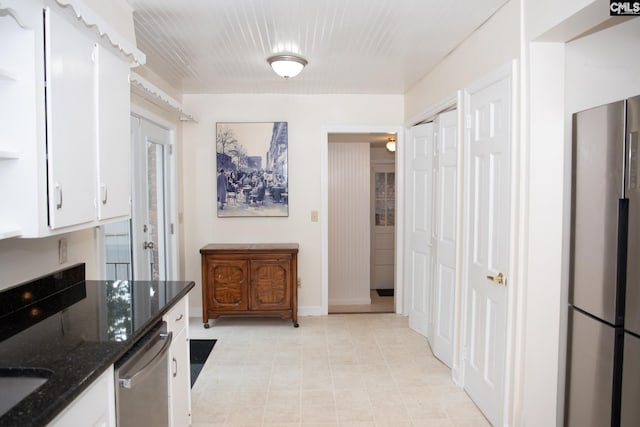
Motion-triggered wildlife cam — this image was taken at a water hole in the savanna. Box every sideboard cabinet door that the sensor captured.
[250,258,292,311]
[204,258,249,312]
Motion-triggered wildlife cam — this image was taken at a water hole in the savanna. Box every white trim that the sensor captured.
[405,94,458,127]
[321,125,404,316]
[328,298,372,306]
[298,306,324,316]
[130,72,196,122]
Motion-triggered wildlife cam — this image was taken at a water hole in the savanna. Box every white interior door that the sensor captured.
[371,164,396,290]
[406,123,435,338]
[463,70,512,426]
[431,109,458,367]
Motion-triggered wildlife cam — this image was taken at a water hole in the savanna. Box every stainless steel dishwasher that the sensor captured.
[114,321,173,427]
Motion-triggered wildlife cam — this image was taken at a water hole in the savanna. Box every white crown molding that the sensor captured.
[130,72,196,122]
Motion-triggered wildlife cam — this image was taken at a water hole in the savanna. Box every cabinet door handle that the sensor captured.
[175,313,184,322]
[101,184,108,205]
[55,184,63,209]
[172,357,177,378]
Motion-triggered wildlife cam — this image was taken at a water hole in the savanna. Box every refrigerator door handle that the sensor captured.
[628,131,638,192]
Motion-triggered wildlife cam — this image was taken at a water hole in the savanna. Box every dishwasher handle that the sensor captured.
[119,331,173,389]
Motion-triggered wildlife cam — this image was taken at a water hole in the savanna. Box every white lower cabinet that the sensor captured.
[170,327,191,427]
[47,366,115,427]
[164,296,191,427]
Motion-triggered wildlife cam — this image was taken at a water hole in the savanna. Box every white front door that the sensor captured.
[406,123,435,338]
[131,116,173,281]
[463,70,512,426]
[431,109,458,367]
[101,116,176,281]
[371,164,396,290]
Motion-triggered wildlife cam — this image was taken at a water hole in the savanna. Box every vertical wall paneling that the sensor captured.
[328,143,371,305]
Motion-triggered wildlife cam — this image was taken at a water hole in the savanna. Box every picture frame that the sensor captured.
[216,122,289,217]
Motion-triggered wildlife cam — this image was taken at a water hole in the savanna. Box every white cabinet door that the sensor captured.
[45,8,96,229]
[170,327,191,427]
[96,44,131,220]
[164,296,191,427]
[48,366,116,427]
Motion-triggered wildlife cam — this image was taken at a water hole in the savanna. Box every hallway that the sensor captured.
[189,314,489,426]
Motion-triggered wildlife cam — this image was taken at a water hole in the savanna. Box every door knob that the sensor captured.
[143,241,155,250]
[486,272,505,285]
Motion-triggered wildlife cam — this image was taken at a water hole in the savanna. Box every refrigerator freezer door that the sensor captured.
[621,332,640,427]
[626,95,640,335]
[571,101,626,325]
[566,308,620,427]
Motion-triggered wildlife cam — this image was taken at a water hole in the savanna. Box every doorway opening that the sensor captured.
[326,131,398,314]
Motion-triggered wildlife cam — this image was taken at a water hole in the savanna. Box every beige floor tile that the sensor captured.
[189,314,491,427]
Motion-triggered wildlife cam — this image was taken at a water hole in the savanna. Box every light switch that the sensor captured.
[310,210,319,222]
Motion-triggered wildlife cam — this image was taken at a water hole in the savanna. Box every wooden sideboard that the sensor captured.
[200,243,299,327]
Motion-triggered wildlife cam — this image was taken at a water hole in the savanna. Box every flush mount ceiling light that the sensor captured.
[386,136,397,153]
[267,54,308,79]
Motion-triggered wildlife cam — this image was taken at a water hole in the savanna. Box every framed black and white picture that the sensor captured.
[216,121,289,217]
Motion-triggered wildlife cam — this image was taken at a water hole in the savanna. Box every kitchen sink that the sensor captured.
[0,368,52,416]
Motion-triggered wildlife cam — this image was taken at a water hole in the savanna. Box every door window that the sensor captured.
[375,171,395,226]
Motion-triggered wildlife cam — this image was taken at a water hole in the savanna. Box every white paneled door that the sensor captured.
[431,110,457,368]
[406,123,435,338]
[463,70,512,426]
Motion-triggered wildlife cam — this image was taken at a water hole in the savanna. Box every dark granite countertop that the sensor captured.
[0,264,194,427]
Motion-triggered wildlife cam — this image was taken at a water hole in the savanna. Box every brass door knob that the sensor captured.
[486,272,505,285]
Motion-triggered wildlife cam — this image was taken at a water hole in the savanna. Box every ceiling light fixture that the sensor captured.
[267,54,308,79]
[386,136,397,153]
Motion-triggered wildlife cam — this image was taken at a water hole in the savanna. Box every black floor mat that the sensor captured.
[376,289,394,297]
[190,339,216,387]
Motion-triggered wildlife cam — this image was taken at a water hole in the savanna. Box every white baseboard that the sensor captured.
[328,297,372,305]
[298,306,323,316]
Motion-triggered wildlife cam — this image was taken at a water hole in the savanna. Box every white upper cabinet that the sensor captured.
[95,44,132,221]
[45,7,97,229]
[0,0,144,238]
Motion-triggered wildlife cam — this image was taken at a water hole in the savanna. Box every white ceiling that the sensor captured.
[126,0,508,95]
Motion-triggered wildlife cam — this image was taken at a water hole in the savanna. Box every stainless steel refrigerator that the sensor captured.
[566,95,640,427]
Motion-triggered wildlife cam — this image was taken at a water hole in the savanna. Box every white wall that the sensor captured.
[0,229,97,290]
[181,94,403,314]
[328,143,371,305]
[404,0,520,122]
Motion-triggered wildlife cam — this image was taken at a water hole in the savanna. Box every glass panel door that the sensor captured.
[102,116,174,282]
[145,140,168,280]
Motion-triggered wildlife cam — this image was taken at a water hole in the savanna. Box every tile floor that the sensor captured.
[189,314,491,427]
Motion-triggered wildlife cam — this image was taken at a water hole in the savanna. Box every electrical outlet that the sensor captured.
[297,277,302,288]
[58,238,68,264]
[310,210,319,222]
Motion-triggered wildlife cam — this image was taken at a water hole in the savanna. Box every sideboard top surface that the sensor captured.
[200,243,299,253]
